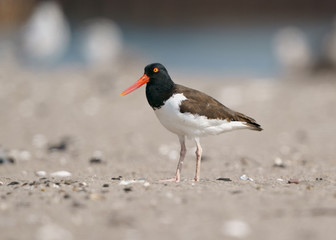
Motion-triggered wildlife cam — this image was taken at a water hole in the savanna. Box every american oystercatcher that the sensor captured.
[120,63,262,182]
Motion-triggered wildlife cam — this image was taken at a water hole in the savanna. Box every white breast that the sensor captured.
[154,93,249,138]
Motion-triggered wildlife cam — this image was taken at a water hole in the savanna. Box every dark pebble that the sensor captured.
[216,178,232,182]
[273,163,285,168]
[63,194,71,199]
[63,180,76,185]
[316,178,323,181]
[29,181,36,186]
[89,158,103,164]
[8,181,20,186]
[48,138,70,152]
[102,184,109,188]
[288,179,300,184]
[111,176,122,181]
[123,187,132,193]
[7,157,15,164]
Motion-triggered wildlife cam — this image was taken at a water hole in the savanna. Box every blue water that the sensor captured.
[121,20,332,77]
[7,18,332,78]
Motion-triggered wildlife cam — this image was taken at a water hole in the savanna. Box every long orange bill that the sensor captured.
[120,74,150,96]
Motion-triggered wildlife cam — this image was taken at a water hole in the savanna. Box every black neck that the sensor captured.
[146,77,175,109]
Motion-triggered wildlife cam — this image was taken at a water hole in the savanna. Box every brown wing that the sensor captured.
[174,84,262,131]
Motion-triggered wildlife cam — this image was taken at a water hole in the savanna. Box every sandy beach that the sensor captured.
[1,65,336,240]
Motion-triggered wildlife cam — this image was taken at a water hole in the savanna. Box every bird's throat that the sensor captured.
[146,78,174,109]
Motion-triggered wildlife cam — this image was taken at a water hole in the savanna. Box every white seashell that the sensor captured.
[240,174,254,182]
[35,171,47,177]
[50,171,72,178]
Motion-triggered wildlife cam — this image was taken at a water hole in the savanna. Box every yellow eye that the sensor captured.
[153,67,159,73]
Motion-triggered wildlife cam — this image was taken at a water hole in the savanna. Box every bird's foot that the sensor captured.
[159,177,180,183]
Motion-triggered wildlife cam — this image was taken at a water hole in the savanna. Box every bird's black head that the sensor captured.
[120,63,174,97]
[120,63,175,109]
[144,63,170,80]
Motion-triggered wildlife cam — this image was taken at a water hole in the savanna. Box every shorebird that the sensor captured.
[121,63,262,182]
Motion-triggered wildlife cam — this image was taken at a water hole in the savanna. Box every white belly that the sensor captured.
[154,93,249,138]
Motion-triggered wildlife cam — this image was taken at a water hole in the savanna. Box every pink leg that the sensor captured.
[160,136,186,182]
[194,137,202,182]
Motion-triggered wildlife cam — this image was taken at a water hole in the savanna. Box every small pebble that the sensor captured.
[273,157,285,168]
[119,179,145,185]
[143,182,150,187]
[119,180,135,185]
[123,187,132,193]
[35,171,47,177]
[102,184,109,188]
[288,179,300,184]
[29,181,36,186]
[111,176,122,180]
[63,180,76,185]
[217,178,232,182]
[8,181,20,186]
[89,193,105,200]
[63,194,71,199]
[240,174,254,182]
[78,182,87,187]
[316,178,323,181]
[0,181,3,186]
[89,158,102,164]
[50,171,72,178]
[7,157,15,164]
[48,137,70,152]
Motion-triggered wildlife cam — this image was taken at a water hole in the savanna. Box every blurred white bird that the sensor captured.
[21,1,70,64]
[79,19,123,67]
[273,27,312,73]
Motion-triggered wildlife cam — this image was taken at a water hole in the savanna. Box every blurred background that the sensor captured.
[0,0,336,154]
[1,0,336,76]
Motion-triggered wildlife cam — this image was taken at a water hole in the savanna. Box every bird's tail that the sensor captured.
[234,112,263,131]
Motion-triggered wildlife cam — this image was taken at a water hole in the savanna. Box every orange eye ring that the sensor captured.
[153,67,159,73]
